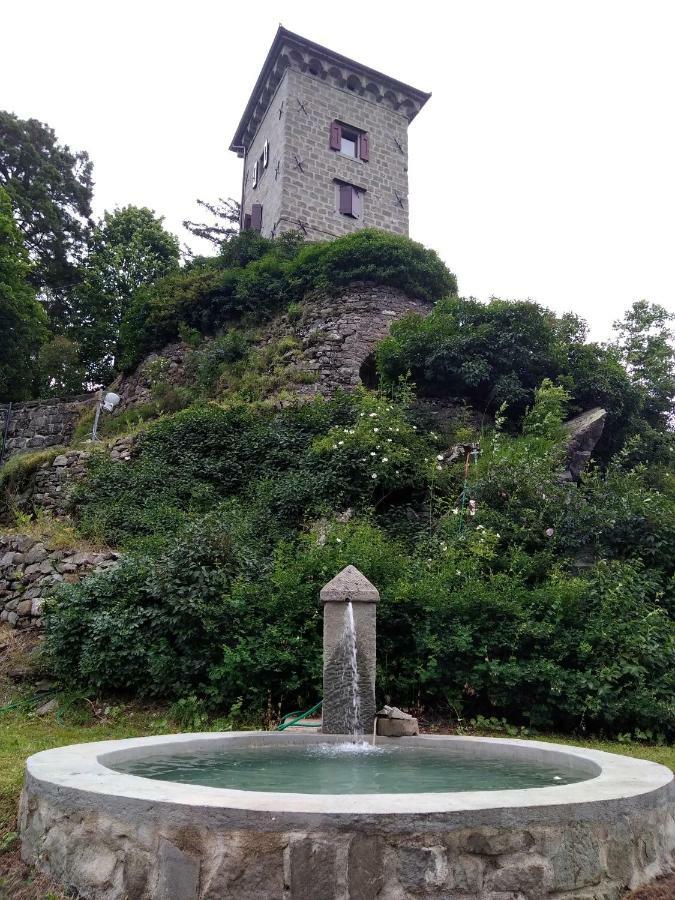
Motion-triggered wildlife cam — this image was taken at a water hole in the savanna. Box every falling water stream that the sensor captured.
[344,601,362,740]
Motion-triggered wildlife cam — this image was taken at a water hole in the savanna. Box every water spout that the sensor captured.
[321,565,379,736]
[344,601,362,740]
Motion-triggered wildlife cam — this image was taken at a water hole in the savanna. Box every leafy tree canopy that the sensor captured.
[73,206,180,385]
[0,186,48,401]
[0,111,93,317]
[36,335,86,398]
[375,296,657,457]
[612,300,675,429]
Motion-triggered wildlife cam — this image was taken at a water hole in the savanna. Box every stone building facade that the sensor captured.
[230,26,430,239]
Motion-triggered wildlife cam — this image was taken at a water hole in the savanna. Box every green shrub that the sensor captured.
[118,230,455,371]
[289,229,456,302]
[46,382,674,738]
[376,296,638,446]
[45,512,674,738]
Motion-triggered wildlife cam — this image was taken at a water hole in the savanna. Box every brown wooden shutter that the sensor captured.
[359,133,370,162]
[329,121,341,150]
[251,204,263,232]
[339,184,353,215]
[243,213,252,230]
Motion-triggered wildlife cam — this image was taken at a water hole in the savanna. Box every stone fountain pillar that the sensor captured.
[321,565,379,735]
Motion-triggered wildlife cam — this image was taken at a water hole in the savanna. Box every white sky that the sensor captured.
[2,0,674,340]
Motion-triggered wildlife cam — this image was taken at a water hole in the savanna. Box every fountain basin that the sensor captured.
[20,732,675,899]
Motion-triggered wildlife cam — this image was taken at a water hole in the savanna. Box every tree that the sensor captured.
[182,197,240,253]
[612,300,675,428]
[0,111,93,319]
[73,206,180,384]
[37,335,86,398]
[0,187,48,401]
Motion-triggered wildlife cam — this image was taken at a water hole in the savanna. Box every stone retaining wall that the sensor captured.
[0,396,95,461]
[6,438,134,521]
[110,286,432,410]
[0,534,119,628]
[111,343,190,414]
[279,285,432,396]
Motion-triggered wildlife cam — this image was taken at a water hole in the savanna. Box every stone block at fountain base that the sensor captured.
[376,705,419,737]
[377,717,419,737]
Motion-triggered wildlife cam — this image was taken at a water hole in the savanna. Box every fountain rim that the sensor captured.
[24,732,673,823]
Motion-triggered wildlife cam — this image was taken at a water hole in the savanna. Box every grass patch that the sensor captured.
[0,709,162,830]
[0,448,66,493]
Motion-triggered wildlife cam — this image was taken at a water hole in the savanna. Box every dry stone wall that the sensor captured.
[8,438,134,520]
[111,343,190,413]
[111,286,432,407]
[0,396,95,461]
[0,534,120,628]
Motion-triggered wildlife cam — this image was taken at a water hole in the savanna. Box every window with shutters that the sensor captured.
[334,181,364,219]
[251,141,270,190]
[329,121,369,162]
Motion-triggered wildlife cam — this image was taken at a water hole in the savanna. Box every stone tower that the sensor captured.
[229,26,430,240]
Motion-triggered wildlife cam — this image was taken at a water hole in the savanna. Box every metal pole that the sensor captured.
[0,402,12,462]
[91,391,103,441]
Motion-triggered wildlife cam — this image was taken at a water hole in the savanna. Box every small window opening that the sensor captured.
[340,129,359,158]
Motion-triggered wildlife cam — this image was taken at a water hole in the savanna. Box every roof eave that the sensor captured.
[228,25,431,152]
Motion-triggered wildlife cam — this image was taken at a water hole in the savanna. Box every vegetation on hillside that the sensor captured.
[117,228,455,370]
[1,107,673,749]
[45,381,674,740]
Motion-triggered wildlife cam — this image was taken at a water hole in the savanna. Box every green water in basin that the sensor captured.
[109,743,593,794]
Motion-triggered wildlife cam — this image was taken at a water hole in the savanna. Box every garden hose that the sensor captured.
[276,699,323,730]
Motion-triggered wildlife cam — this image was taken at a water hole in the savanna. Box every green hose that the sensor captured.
[276,700,323,731]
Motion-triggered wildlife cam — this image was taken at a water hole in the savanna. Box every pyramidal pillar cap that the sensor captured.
[320,565,380,604]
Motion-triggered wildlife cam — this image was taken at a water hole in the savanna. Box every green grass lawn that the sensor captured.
[1,706,672,835]
[0,708,162,831]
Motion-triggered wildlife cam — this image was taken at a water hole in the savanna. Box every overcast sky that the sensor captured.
[3,0,674,339]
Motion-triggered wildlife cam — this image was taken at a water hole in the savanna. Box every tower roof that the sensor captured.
[229,26,431,153]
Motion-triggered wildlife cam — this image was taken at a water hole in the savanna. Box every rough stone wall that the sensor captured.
[110,343,190,413]
[0,396,95,461]
[0,534,119,628]
[111,287,432,407]
[6,439,134,521]
[19,784,675,900]
[241,66,411,239]
[274,284,432,396]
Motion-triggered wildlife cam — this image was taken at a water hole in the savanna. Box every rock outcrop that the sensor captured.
[562,407,607,480]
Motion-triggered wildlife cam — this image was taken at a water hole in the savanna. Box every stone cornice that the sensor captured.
[229,26,431,154]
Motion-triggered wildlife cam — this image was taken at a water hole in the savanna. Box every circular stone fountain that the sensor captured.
[20,732,675,899]
[19,569,675,898]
